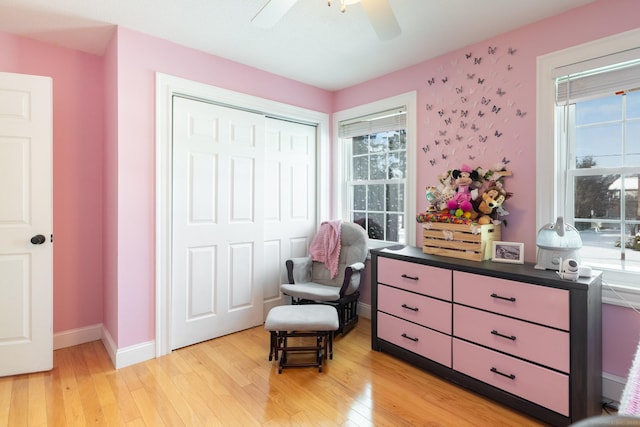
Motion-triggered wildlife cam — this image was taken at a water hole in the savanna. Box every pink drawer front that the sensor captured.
[453,271,569,330]
[378,257,452,300]
[377,312,452,367]
[454,305,569,372]
[453,339,569,416]
[379,284,452,334]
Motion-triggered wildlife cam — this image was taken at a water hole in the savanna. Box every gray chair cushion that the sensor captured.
[280,283,341,301]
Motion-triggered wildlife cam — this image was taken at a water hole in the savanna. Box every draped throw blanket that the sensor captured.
[309,220,342,279]
[620,334,640,415]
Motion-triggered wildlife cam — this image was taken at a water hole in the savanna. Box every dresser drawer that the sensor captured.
[377,312,452,367]
[453,271,569,330]
[453,339,569,416]
[378,257,452,300]
[454,305,569,372]
[379,284,452,334]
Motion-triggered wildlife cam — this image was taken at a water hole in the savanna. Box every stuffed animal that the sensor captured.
[476,185,507,225]
[447,165,479,218]
[425,186,442,212]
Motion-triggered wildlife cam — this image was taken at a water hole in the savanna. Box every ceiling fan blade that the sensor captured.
[361,0,401,41]
[251,0,298,28]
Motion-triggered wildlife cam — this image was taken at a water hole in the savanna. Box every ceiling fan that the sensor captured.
[251,0,401,41]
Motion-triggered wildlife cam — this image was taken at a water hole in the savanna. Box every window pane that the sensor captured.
[353,185,366,210]
[353,136,369,155]
[386,213,404,243]
[626,121,640,166]
[353,156,368,180]
[574,174,619,221]
[369,213,385,240]
[370,153,387,179]
[386,183,404,211]
[576,122,622,168]
[388,151,406,179]
[623,174,640,220]
[629,91,640,119]
[388,130,407,150]
[576,96,621,125]
[369,134,388,153]
[367,185,384,211]
[579,227,624,264]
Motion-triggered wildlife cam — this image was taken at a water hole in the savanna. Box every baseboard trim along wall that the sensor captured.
[53,324,102,350]
[603,372,626,404]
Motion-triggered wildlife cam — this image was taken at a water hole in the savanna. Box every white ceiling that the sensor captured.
[0,0,596,91]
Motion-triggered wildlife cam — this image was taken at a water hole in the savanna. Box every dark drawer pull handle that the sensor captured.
[490,293,516,302]
[491,367,516,380]
[491,330,516,341]
[401,333,419,342]
[401,304,419,312]
[401,274,419,281]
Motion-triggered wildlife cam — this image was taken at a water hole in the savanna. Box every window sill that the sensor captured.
[602,280,640,310]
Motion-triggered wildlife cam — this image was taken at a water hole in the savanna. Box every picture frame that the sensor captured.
[491,241,525,264]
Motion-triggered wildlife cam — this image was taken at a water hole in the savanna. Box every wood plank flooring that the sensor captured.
[0,318,588,426]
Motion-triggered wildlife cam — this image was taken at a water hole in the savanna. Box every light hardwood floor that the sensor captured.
[1,318,568,426]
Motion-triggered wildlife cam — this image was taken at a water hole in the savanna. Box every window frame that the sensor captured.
[537,28,640,306]
[333,92,417,248]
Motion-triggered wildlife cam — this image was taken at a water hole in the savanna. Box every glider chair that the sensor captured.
[280,221,369,335]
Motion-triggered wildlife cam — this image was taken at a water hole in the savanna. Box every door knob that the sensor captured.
[30,234,46,245]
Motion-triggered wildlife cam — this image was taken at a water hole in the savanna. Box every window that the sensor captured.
[333,92,416,246]
[537,29,640,297]
[559,88,640,272]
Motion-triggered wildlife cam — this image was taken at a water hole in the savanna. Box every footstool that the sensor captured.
[264,304,339,373]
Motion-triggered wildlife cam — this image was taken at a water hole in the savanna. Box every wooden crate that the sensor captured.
[422,222,501,261]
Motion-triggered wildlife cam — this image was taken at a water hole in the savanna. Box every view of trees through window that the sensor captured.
[349,129,407,243]
[569,91,640,267]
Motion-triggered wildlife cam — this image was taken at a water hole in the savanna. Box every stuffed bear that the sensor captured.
[447,165,479,218]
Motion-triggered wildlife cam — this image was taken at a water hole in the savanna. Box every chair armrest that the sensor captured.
[339,263,365,298]
[285,256,312,284]
[348,262,365,272]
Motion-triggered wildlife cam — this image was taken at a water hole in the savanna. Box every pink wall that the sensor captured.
[0,32,104,334]
[335,0,640,378]
[2,0,640,382]
[109,27,333,347]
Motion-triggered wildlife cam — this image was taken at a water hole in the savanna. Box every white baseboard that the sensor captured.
[100,325,155,369]
[358,302,371,320]
[53,324,102,350]
[603,372,626,404]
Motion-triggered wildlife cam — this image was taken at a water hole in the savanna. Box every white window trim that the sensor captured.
[332,92,417,247]
[536,28,640,308]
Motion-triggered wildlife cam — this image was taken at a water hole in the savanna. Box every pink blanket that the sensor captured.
[309,220,342,279]
[620,334,640,415]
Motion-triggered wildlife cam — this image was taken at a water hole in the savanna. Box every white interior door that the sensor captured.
[171,96,265,350]
[262,118,317,314]
[0,72,53,376]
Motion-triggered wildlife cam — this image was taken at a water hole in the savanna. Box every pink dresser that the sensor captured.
[371,246,602,426]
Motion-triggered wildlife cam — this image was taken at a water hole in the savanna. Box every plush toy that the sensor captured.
[476,185,507,225]
[425,186,442,212]
[447,165,479,218]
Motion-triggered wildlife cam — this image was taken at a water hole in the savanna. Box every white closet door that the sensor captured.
[171,96,265,349]
[262,118,317,314]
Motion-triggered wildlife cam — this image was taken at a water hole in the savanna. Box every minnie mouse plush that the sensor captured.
[447,164,479,218]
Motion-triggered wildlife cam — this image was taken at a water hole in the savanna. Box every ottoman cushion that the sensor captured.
[265,305,339,332]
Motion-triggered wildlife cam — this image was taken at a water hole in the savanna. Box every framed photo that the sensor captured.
[491,241,524,264]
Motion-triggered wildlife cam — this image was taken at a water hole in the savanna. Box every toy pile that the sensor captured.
[417,164,512,226]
